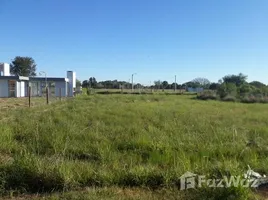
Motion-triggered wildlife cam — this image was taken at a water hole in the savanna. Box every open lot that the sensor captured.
[0,94,268,199]
[0,96,65,109]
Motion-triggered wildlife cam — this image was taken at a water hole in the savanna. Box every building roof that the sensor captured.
[0,76,69,82]
[0,76,29,81]
[29,77,69,82]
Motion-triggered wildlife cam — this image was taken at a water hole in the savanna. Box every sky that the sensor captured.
[0,0,268,85]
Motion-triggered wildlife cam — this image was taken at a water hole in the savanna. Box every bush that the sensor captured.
[241,95,258,103]
[197,91,217,100]
[239,83,252,94]
[259,96,268,103]
[222,95,236,102]
[217,83,237,98]
[241,94,268,104]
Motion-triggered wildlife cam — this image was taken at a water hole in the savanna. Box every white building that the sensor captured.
[0,63,76,98]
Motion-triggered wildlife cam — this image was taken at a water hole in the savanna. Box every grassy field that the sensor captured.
[0,96,64,110]
[0,94,268,199]
[84,88,187,95]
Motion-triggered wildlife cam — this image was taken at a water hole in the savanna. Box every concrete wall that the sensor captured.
[55,81,68,97]
[67,71,75,97]
[0,63,10,76]
[16,81,21,97]
[0,80,8,97]
[15,81,26,97]
[20,81,25,97]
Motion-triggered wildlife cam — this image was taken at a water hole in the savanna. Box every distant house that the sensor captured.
[187,87,204,93]
[0,63,76,98]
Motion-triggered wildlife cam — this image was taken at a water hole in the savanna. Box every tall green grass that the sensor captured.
[0,94,267,199]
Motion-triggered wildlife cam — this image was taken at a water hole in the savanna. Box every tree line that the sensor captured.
[81,75,268,93]
[81,77,218,90]
[6,56,268,98]
[197,73,268,103]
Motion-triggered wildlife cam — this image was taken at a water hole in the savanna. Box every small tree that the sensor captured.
[154,80,162,90]
[217,83,237,98]
[162,81,169,90]
[82,80,89,88]
[239,83,251,95]
[89,77,97,88]
[209,83,220,90]
[192,77,210,89]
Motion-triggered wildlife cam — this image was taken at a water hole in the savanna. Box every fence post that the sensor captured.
[46,87,49,104]
[28,86,31,108]
[59,88,62,101]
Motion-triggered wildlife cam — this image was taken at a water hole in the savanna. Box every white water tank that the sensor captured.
[0,63,10,76]
[67,71,76,96]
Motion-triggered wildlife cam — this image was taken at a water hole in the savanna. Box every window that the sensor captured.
[8,80,16,97]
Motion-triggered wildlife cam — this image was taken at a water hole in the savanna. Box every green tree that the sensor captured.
[82,80,89,88]
[260,86,268,95]
[162,81,169,89]
[239,83,251,95]
[182,81,197,88]
[192,77,210,89]
[222,73,247,87]
[10,56,37,76]
[249,81,266,88]
[154,80,162,90]
[217,83,237,98]
[89,77,97,88]
[209,83,220,90]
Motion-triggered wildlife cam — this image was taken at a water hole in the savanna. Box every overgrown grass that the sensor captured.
[0,94,268,199]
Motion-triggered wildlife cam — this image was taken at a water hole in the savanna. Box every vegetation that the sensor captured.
[0,94,267,199]
[10,56,37,76]
[81,77,212,91]
[82,74,267,101]
[197,73,268,103]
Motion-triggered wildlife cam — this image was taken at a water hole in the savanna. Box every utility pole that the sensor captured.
[131,73,136,92]
[39,71,47,97]
[150,81,153,93]
[174,75,177,93]
[131,74,134,92]
[39,71,47,88]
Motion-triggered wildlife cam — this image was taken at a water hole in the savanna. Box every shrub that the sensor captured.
[259,96,268,103]
[241,95,258,103]
[241,94,268,104]
[197,91,217,100]
[217,83,237,98]
[222,95,236,102]
[239,83,252,94]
